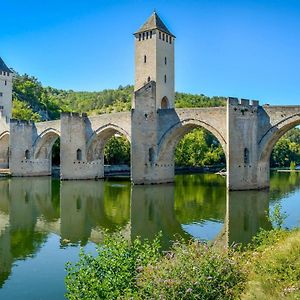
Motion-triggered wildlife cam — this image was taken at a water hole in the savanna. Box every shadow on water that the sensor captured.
[0,171,300,288]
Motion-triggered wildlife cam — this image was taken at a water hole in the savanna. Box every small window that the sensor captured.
[147,76,151,82]
[25,150,30,160]
[165,57,167,65]
[144,55,147,63]
[77,149,82,161]
[244,148,250,164]
[0,93,3,97]
[162,33,165,41]
[146,32,149,39]
[5,80,7,86]
[138,34,141,41]
[150,31,152,38]
[149,148,155,164]
[166,35,169,42]
[164,75,167,83]
[159,31,161,39]
[170,37,172,44]
[161,97,169,109]
[142,32,145,40]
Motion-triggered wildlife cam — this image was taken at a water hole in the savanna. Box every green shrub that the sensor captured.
[137,240,246,300]
[65,233,161,300]
[290,161,296,170]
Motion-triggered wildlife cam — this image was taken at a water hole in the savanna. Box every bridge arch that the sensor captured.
[86,124,130,162]
[157,118,227,164]
[0,131,9,168]
[33,128,61,160]
[258,113,300,164]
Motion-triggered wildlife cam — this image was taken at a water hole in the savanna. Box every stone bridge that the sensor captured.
[0,82,300,190]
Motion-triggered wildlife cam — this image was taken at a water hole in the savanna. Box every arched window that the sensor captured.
[144,55,147,63]
[244,148,250,164]
[164,75,167,83]
[170,37,172,44]
[77,149,82,161]
[25,150,30,160]
[165,57,167,65]
[147,76,151,82]
[166,35,169,42]
[138,34,141,41]
[161,97,169,109]
[150,31,152,38]
[162,33,165,41]
[149,147,155,164]
[146,32,149,39]
[159,31,161,39]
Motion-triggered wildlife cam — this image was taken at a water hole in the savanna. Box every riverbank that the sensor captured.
[65,228,300,299]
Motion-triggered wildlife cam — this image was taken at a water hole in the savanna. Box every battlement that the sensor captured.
[228,97,259,107]
[61,112,88,118]
[10,119,34,125]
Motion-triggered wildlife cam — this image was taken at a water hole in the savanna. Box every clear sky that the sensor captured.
[1,0,300,105]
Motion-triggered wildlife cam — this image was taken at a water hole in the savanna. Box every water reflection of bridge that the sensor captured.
[1,173,299,287]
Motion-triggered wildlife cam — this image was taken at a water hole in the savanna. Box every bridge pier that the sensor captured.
[226,98,263,190]
[60,113,103,180]
[9,120,51,176]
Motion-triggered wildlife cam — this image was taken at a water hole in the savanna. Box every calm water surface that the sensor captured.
[0,172,299,299]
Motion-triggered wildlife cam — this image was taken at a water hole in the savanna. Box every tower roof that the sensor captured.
[135,12,175,37]
[0,57,12,73]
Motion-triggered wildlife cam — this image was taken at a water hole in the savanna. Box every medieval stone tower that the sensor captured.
[134,12,175,109]
[0,57,13,120]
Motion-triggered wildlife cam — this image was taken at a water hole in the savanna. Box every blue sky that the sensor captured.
[1,0,300,105]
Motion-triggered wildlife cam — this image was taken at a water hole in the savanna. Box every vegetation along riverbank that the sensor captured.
[65,226,300,299]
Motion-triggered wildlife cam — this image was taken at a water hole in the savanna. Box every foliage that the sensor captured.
[290,161,296,170]
[65,233,161,300]
[12,99,41,122]
[65,235,245,300]
[104,136,130,165]
[175,128,225,167]
[137,240,245,300]
[271,130,300,168]
[268,203,288,229]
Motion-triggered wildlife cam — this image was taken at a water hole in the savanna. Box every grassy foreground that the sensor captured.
[65,229,300,299]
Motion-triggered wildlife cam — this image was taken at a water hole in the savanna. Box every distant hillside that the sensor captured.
[12,73,226,122]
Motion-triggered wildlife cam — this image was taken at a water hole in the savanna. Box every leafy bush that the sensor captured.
[137,240,245,300]
[66,236,246,300]
[65,233,161,300]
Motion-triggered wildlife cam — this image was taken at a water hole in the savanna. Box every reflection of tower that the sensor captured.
[130,184,187,249]
[217,190,272,246]
[134,12,175,110]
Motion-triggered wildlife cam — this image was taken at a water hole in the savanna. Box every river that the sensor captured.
[0,171,299,299]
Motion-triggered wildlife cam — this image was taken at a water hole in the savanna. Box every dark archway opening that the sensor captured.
[51,138,60,176]
[175,128,226,173]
